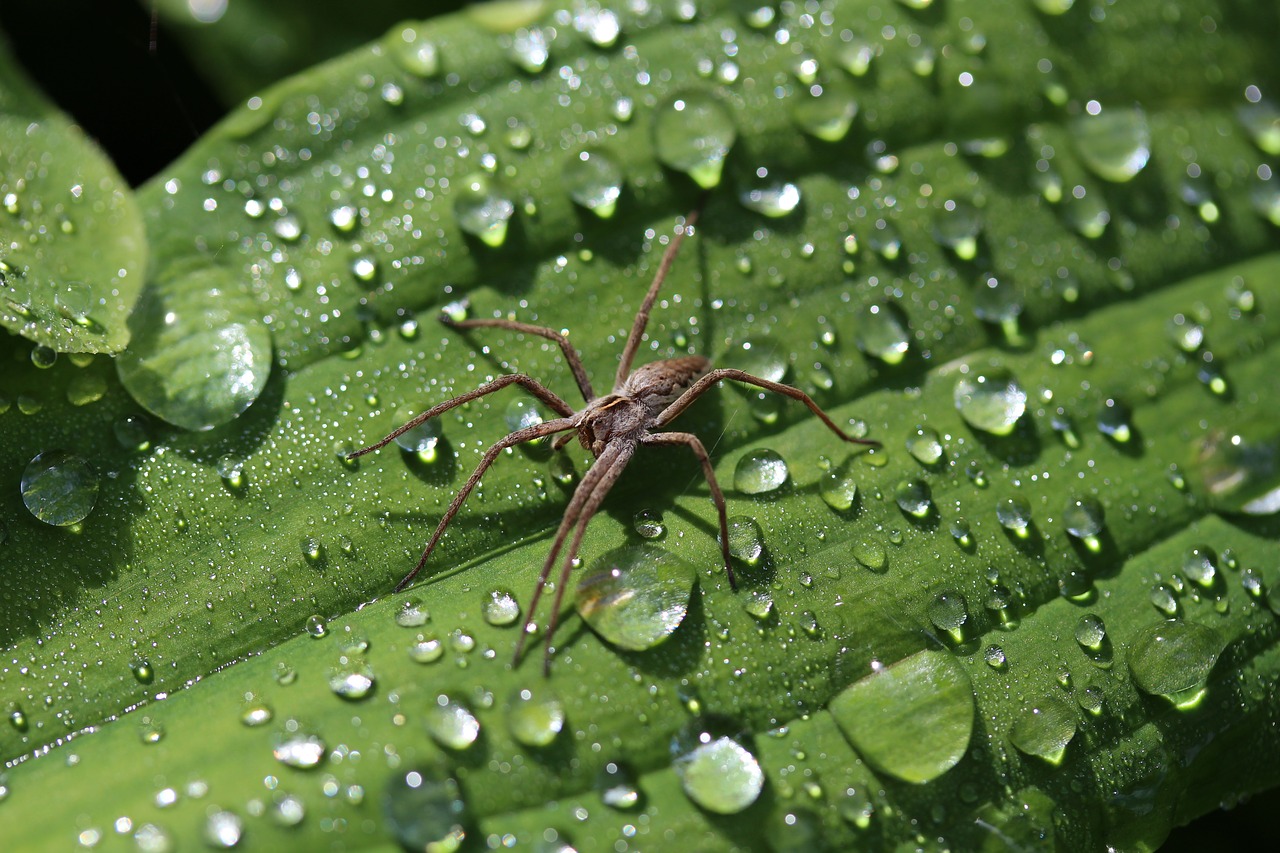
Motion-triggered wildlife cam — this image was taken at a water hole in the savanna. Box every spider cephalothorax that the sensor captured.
[349,201,877,672]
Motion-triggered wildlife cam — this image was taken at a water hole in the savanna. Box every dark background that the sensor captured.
[0,2,1271,849]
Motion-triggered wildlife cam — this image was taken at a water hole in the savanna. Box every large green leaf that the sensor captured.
[2,0,1280,849]
[0,39,146,353]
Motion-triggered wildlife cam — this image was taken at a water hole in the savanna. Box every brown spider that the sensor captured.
[349,202,878,672]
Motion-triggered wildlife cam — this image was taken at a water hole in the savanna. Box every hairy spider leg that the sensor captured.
[512,439,634,665]
[346,373,576,460]
[386,417,578,592]
[613,199,706,390]
[441,316,596,403]
[653,368,880,446]
[640,431,735,587]
[539,440,638,674]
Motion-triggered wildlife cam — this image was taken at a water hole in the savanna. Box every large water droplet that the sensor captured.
[328,661,375,700]
[1071,104,1151,182]
[425,695,481,749]
[1194,429,1280,514]
[830,650,974,783]
[855,301,910,364]
[392,417,442,461]
[996,495,1033,535]
[21,449,99,526]
[894,478,933,518]
[506,686,565,747]
[383,767,469,853]
[482,589,521,626]
[653,92,737,189]
[906,426,944,465]
[1127,620,1224,707]
[723,515,765,565]
[272,723,326,768]
[116,269,272,430]
[671,719,764,814]
[454,173,514,247]
[575,545,696,651]
[734,449,789,494]
[819,464,858,511]
[1063,495,1105,549]
[1009,696,1077,765]
[954,367,1027,435]
[927,590,970,645]
[792,78,858,142]
[564,149,623,218]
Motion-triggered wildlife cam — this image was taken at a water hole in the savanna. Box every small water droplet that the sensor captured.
[482,589,521,626]
[633,508,666,539]
[793,78,858,142]
[734,448,789,494]
[139,716,165,744]
[1237,97,1280,154]
[216,454,247,493]
[1063,495,1105,550]
[723,515,765,565]
[455,173,514,247]
[934,201,983,260]
[819,464,858,511]
[425,695,481,749]
[241,699,273,727]
[409,634,444,664]
[383,767,469,852]
[598,760,642,810]
[1074,613,1108,652]
[204,810,243,848]
[743,590,774,620]
[671,719,764,814]
[1181,545,1218,588]
[328,662,375,700]
[506,686,565,747]
[906,426,944,465]
[927,591,970,644]
[996,495,1033,535]
[1009,696,1077,764]
[949,517,974,549]
[305,615,328,638]
[273,724,326,768]
[391,26,441,77]
[575,545,696,651]
[737,173,802,218]
[20,449,99,526]
[392,417,442,461]
[653,91,737,188]
[1096,397,1132,443]
[954,367,1027,435]
[984,645,1007,669]
[894,478,933,518]
[856,301,910,364]
[130,657,153,684]
[1071,104,1151,182]
[564,149,624,218]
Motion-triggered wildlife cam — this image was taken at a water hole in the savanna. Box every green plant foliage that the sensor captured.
[0,42,146,353]
[2,0,1280,849]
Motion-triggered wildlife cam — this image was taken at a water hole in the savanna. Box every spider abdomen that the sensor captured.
[620,355,711,415]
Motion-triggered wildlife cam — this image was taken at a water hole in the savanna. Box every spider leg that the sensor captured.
[389,416,578,592]
[442,315,595,403]
[653,369,879,446]
[347,374,576,460]
[641,432,735,589]
[614,193,709,389]
[512,440,629,665]
[540,441,637,675]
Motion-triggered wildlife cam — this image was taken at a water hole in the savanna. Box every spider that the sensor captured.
[348,201,878,672]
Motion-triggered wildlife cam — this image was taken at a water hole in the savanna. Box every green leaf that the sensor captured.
[3,1,1280,849]
[0,39,146,354]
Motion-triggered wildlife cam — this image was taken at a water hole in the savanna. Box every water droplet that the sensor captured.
[20,449,99,526]
[973,274,1025,343]
[305,615,328,638]
[115,270,272,430]
[855,301,910,365]
[737,174,802,218]
[506,687,565,747]
[996,495,1033,535]
[1009,696,1077,765]
[1181,545,1218,588]
[734,449,789,494]
[139,716,165,744]
[392,417,442,461]
[1166,313,1205,352]
[383,767,469,853]
[1075,614,1108,652]
[508,26,550,72]
[949,517,974,549]
[598,760,642,809]
[851,536,888,573]
[409,634,444,664]
[633,508,666,539]
[894,478,933,518]
[743,590,774,620]
[575,545,696,651]
[819,465,858,511]
[273,724,326,768]
[204,810,243,848]
[927,591,970,644]
[113,414,152,451]
[723,515,765,565]
[1063,495,1105,550]
[564,149,623,218]
[396,599,430,628]
[133,823,173,852]
[1072,103,1151,182]
[328,204,359,233]
[933,201,982,260]
[792,78,858,142]
[216,454,247,493]
[1096,397,1132,443]
[301,535,325,566]
[984,644,1007,669]
[240,699,273,727]
[906,426,944,465]
[653,91,737,188]
[1127,620,1223,707]
[328,662,375,700]
[128,656,153,683]
[454,173,514,247]
[954,367,1027,435]
[1237,97,1280,154]
[391,26,441,77]
[482,589,521,626]
[830,650,974,783]
[425,695,480,749]
[671,719,764,814]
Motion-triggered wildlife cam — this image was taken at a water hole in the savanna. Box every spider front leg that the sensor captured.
[441,314,595,404]
[383,416,578,591]
[653,368,880,446]
[346,373,576,460]
[641,432,735,589]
